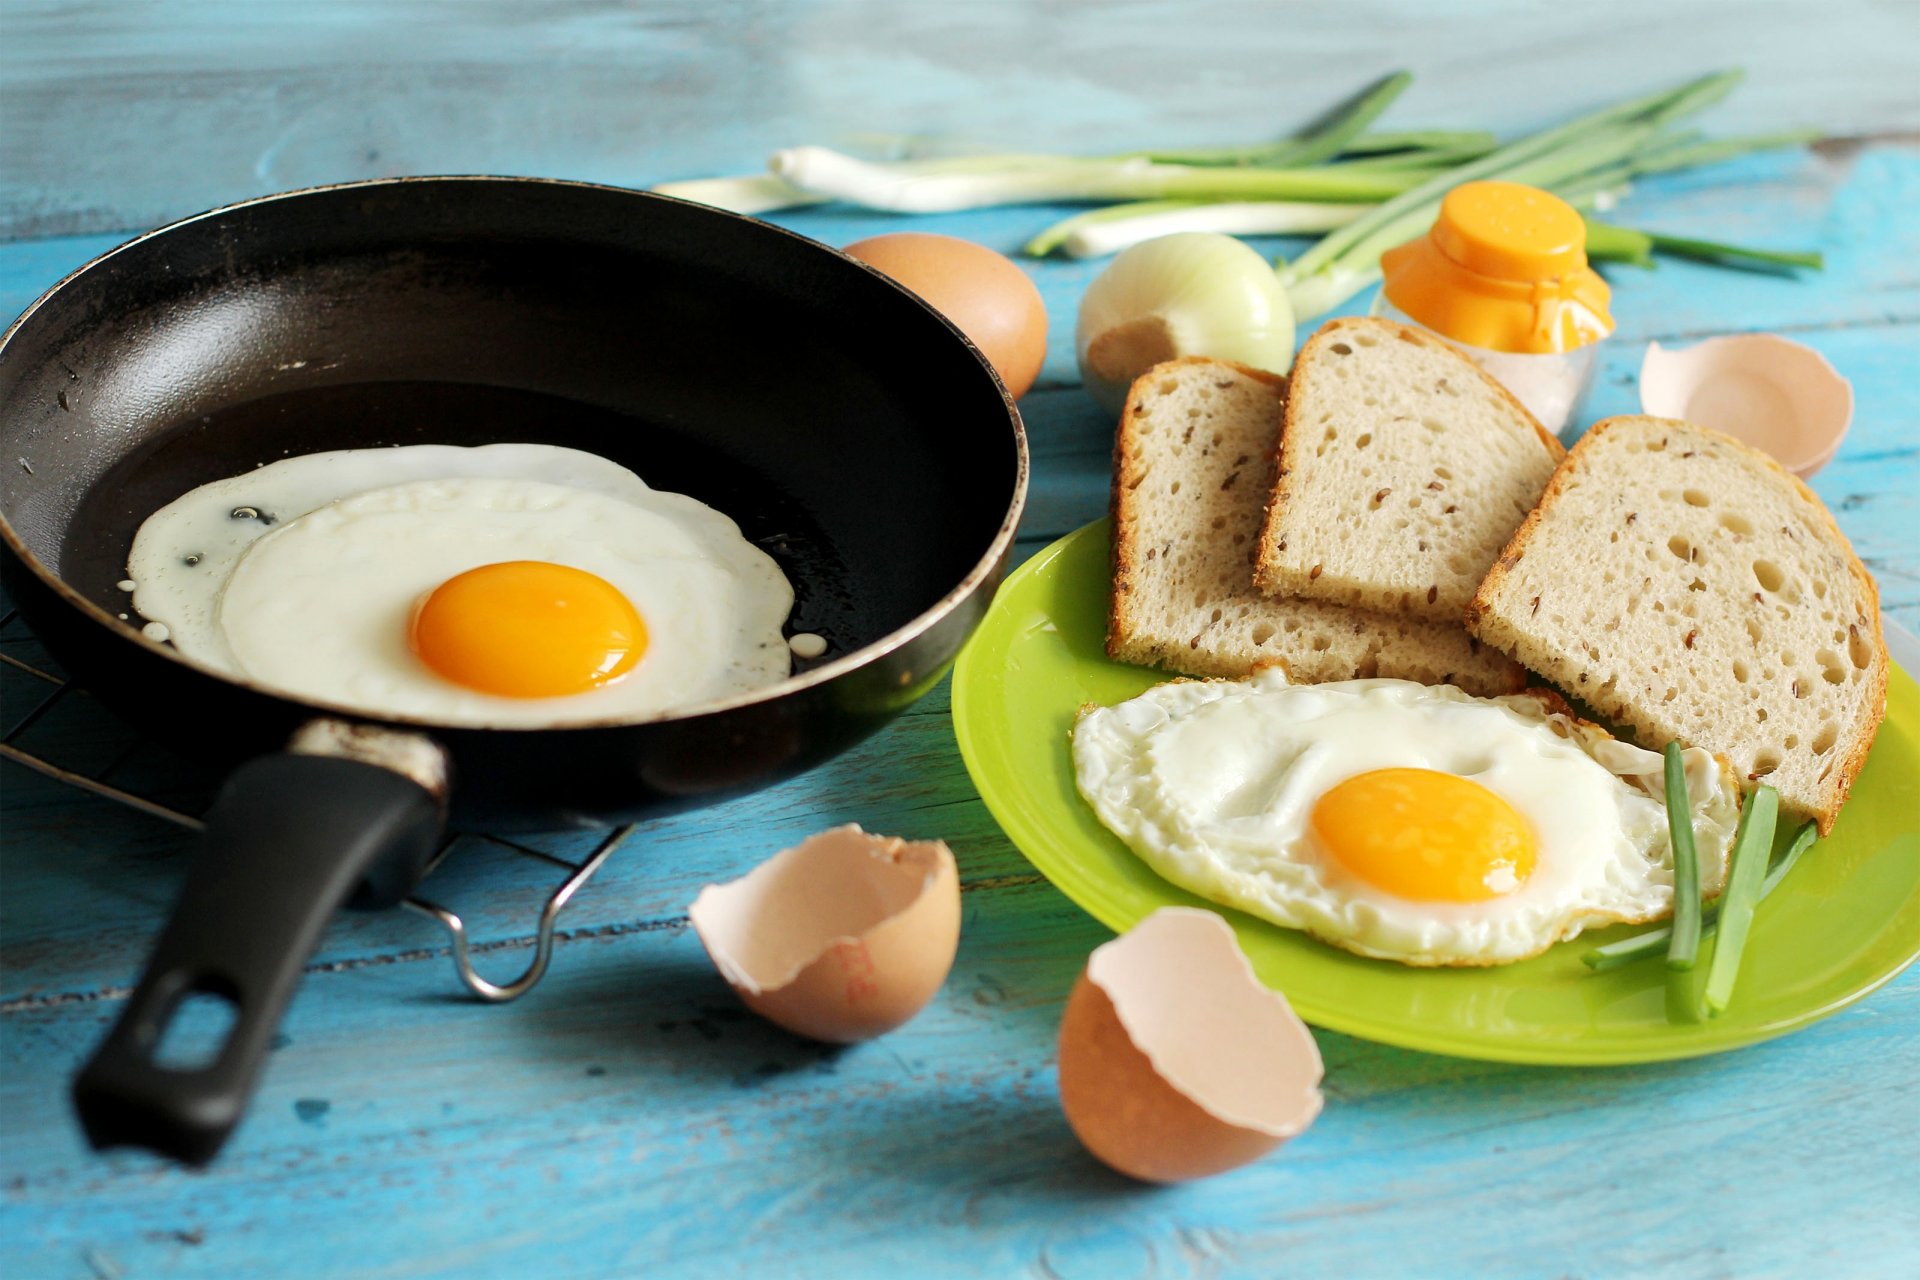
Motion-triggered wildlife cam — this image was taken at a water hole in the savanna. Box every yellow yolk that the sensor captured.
[1310,768,1537,902]
[409,561,646,698]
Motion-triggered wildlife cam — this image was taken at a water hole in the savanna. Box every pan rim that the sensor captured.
[0,174,1030,734]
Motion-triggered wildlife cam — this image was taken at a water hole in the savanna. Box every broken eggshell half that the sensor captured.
[688,824,960,1043]
[1640,334,1853,478]
[1057,907,1324,1183]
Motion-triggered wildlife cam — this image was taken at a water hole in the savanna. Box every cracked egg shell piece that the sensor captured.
[1057,907,1324,1183]
[689,824,960,1043]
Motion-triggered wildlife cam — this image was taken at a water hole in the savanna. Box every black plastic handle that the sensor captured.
[72,752,445,1164]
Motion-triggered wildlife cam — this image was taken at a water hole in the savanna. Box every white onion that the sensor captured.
[1074,233,1297,417]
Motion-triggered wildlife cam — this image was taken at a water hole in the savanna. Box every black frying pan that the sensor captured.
[0,177,1027,1163]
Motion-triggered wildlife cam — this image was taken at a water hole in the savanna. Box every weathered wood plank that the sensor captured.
[3,3,1919,1278]
[5,0,1920,239]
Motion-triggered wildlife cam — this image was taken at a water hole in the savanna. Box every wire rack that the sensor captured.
[0,605,629,1003]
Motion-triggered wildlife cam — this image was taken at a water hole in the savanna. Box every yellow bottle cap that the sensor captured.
[1380,181,1614,354]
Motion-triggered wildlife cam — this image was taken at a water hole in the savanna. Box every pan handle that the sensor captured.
[73,727,447,1164]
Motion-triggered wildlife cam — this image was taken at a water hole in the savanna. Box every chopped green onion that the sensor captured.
[1703,785,1780,1015]
[1581,821,1815,972]
[1664,743,1703,971]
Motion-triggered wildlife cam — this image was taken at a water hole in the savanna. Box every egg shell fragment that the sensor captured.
[1057,907,1324,1183]
[1639,335,1852,477]
[688,824,960,1043]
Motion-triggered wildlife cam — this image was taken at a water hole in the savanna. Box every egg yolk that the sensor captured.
[1310,768,1536,902]
[409,561,645,698]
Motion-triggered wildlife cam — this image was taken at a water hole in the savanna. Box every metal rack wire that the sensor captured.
[0,607,628,1003]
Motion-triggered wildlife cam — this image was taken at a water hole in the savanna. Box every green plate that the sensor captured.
[953,520,1920,1064]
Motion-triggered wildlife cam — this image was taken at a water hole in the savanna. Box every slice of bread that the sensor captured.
[1109,357,1524,695]
[1255,317,1564,622]
[1467,415,1887,832]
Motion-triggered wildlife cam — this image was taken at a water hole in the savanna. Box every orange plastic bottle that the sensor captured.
[1371,181,1614,437]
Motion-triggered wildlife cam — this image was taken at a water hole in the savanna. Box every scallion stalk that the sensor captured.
[1277,71,1743,316]
[1703,785,1781,1015]
[1322,143,1496,173]
[1339,129,1500,155]
[650,173,829,214]
[1639,229,1823,271]
[1026,199,1372,259]
[1125,71,1412,168]
[1664,743,1703,970]
[766,146,1420,214]
[1583,222,1657,268]
[1581,822,1816,972]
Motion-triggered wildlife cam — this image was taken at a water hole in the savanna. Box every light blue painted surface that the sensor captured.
[2,4,1917,1278]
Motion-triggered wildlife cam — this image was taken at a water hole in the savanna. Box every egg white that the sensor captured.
[127,443,660,662]
[126,446,795,725]
[1072,670,1742,966]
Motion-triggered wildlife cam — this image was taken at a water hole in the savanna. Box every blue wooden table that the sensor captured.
[3,4,1917,1277]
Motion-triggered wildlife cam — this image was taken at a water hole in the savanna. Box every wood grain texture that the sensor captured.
[2,3,1918,1277]
[6,0,1920,239]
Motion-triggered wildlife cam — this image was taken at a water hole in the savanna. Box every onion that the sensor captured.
[1074,233,1297,417]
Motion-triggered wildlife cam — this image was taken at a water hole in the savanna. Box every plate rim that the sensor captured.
[954,518,1920,1065]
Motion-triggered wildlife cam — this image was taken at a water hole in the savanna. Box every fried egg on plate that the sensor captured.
[125,444,794,725]
[1072,670,1741,966]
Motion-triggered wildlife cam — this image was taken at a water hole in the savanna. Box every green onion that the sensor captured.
[1583,223,1657,268]
[1258,71,1414,168]
[764,145,1422,214]
[650,173,829,215]
[1629,128,1823,176]
[1127,71,1413,168]
[1026,199,1371,259]
[658,67,1828,332]
[1326,143,1497,173]
[1282,119,1659,318]
[1282,73,1727,282]
[1339,129,1500,155]
[1664,743,1704,971]
[1277,71,1749,318]
[1636,229,1824,272]
[1581,217,1820,273]
[1703,785,1781,1015]
[1581,821,1816,972]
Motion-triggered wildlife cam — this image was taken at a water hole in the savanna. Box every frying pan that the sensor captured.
[0,177,1027,1163]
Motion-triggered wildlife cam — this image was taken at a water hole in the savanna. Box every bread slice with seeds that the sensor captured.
[1109,357,1523,695]
[1466,415,1887,832]
[1255,316,1563,621]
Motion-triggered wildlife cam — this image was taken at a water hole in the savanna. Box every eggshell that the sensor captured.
[1640,335,1853,477]
[688,824,960,1043]
[843,232,1048,398]
[1056,907,1324,1183]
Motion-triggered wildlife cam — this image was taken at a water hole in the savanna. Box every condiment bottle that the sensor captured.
[1371,181,1614,437]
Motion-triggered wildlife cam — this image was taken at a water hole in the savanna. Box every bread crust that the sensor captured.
[1106,356,1291,663]
[1256,316,1564,606]
[1467,414,1887,833]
